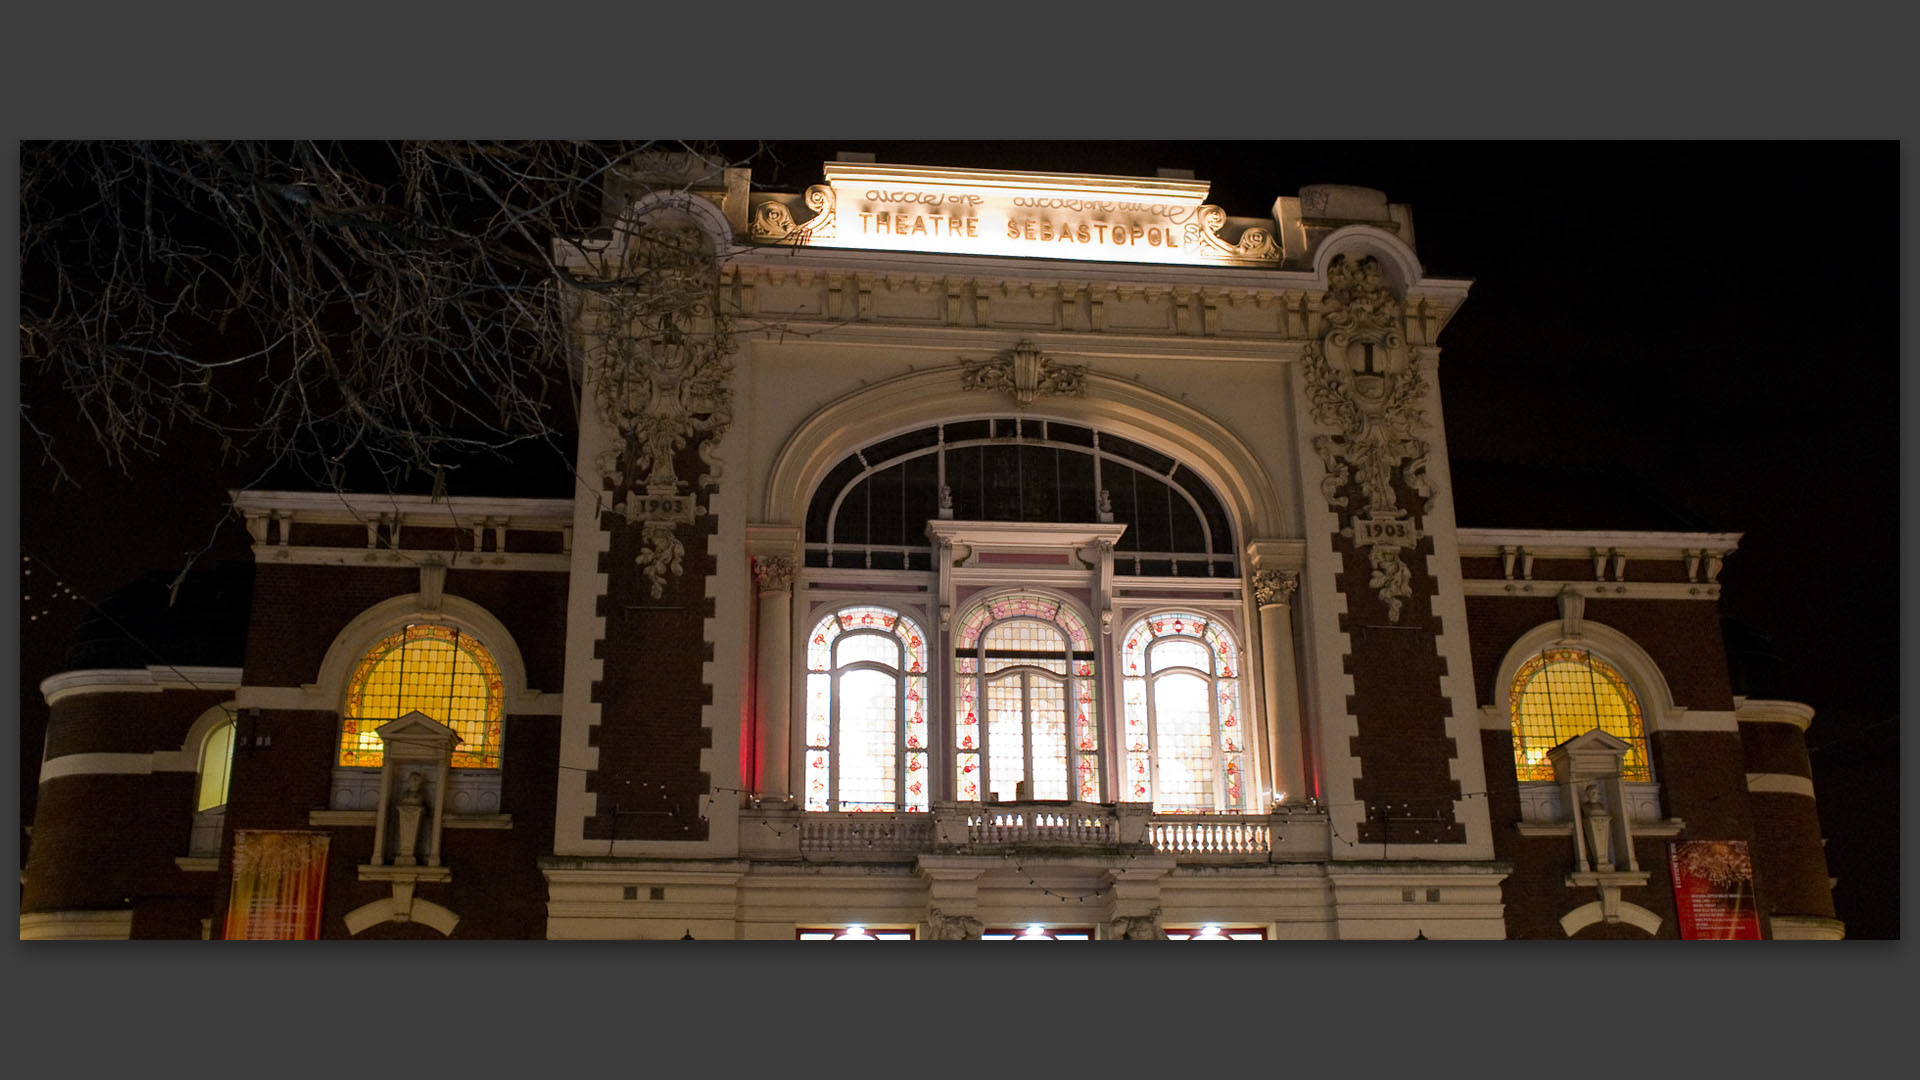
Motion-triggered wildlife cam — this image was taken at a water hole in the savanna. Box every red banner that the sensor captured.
[1669,840,1762,940]
[222,830,330,940]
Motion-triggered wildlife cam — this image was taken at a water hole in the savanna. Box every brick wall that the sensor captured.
[1465,596,1733,710]
[1333,475,1463,846]
[42,689,232,759]
[583,504,715,843]
[243,564,568,690]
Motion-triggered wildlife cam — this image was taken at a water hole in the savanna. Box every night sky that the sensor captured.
[17,141,1899,937]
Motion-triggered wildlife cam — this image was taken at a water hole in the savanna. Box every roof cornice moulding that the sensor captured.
[1456,528,1742,559]
[41,666,244,705]
[229,491,575,522]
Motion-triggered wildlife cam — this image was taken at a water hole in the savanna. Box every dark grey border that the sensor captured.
[6,4,1910,1074]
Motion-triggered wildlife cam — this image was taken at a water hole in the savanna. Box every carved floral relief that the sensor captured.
[587,223,735,599]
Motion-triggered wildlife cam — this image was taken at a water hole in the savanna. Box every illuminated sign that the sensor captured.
[749,162,1281,267]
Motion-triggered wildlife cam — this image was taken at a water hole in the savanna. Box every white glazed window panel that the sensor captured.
[986,676,1026,801]
[1150,639,1211,675]
[835,631,901,670]
[838,669,898,810]
[1030,679,1069,800]
[1154,672,1215,811]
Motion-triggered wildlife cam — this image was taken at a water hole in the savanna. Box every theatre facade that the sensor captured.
[22,156,1844,940]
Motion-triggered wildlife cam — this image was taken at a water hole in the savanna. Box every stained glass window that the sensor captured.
[1120,612,1245,812]
[1510,648,1650,782]
[805,605,930,811]
[955,592,1099,803]
[340,624,504,769]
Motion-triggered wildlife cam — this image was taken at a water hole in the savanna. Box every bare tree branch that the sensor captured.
[20,140,763,498]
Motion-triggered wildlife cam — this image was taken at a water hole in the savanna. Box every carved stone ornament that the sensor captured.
[1109,907,1168,940]
[1252,568,1300,607]
[751,554,796,594]
[1302,254,1433,622]
[750,186,836,244]
[961,340,1086,409]
[1184,205,1283,262]
[926,907,985,941]
[587,223,735,601]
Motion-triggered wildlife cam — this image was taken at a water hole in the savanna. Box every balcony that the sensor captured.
[742,800,1330,864]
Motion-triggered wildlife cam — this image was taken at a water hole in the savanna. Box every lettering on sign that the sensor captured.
[749,163,1281,267]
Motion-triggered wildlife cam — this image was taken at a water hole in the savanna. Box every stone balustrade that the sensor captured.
[738,799,1333,863]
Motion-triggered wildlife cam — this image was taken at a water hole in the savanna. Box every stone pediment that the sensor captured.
[1554,728,1631,755]
[1546,728,1632,784]
[374,710,464,755]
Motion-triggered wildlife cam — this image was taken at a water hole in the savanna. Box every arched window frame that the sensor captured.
[952,590,1100,804]
[182,703,238,859]
[803,604,931,812]
[1119,611,1248,812]
[1493,620,1676,790]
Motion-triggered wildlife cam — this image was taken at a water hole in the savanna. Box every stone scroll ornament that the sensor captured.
[749,186,836,244]
[1300,254,1434,622]
[590,226,736,600]
[961,340,1086,409]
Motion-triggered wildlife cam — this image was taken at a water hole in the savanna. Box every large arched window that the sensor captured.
[1510,647,1650,782]
[339,623,505,769]
[807,418,1237,577]
[954,592,1099,803]
[1120,612,1246,812]
[805,605,931,812]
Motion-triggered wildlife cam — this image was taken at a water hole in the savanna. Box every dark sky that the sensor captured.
[17,141,1900,937]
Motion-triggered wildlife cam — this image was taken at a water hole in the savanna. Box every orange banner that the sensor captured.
[222,830,330,940]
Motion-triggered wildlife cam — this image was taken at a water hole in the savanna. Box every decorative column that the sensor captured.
[751,547,798,801]
[1249,556,1306,808]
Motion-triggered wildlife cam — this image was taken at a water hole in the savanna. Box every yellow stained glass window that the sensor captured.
[1510,648,1649,782]
[340,624,504,769]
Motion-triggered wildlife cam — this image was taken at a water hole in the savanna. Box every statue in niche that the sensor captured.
[1580,783,1614,871]
[392,770,430,865]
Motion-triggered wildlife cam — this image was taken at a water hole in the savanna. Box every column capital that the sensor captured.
[751,554,796,594]
[1252,568,1300,607]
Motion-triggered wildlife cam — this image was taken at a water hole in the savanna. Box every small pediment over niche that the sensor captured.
[1554,728,1631,756]
[374,710,463,755]
[1546,728,1631,784]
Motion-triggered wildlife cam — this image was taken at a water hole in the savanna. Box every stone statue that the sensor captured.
[398,769,428,806]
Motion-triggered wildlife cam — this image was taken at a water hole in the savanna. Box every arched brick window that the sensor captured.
[339,623,505,769]
[1509,647,1651,782]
